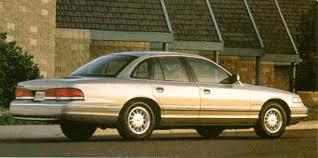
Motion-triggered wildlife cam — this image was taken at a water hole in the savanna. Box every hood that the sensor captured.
[17,76,113,90]
[242,84,296,96]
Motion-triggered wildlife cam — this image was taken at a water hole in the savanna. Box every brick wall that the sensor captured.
[0,0,56,78]
[55,29,91,77]
[90,41,150,60]
[273,66,290,91]
[218,56,287,90]
[55,28,150,77]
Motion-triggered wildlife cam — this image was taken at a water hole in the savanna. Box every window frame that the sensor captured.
[154,56,194,83]
[183,57,232,84]
[70,54,138,77]
[130,58,151,80]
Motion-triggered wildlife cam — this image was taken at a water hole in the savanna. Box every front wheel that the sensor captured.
[196,127,223,138]
[60,120,96,141]
[117,101,156,140]
[254,102,287,138]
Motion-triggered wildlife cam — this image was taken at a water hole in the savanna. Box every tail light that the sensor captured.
[45,88,84,100]
[15,88,33,99]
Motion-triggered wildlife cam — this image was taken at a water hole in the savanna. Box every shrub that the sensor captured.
[0,32,41,109]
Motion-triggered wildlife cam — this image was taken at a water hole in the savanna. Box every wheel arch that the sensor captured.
[261,98,291,125]
[121,97,161,127]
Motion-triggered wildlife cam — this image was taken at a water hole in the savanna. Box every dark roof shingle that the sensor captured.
[248,0,295,54]
[165,0,219,42]
[210,0,261,49]
[56,0,169,32]
[278,0,316,54]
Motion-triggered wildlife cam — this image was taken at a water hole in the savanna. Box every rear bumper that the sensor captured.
[9,100,121,125]
[289,107,308,125]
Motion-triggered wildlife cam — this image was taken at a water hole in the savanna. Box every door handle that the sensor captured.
[155,87,164,93]
[203,89,211,94]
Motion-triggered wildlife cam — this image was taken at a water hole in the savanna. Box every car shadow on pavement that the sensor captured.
[0,134,298,143]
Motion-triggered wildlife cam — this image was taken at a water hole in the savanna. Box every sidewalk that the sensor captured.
[0,120,317,139]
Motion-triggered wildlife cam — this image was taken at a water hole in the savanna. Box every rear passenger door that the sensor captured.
[150,57,201,125]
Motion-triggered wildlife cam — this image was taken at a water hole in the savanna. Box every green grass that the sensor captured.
[0,107,50,125]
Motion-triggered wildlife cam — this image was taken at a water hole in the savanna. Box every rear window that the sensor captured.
[70,55,137,77]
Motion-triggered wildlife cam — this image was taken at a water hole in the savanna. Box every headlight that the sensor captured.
[292,97,302,103]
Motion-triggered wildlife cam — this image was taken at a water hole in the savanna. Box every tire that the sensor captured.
[254,101,287,139]
[196,127,223,138]
[117,101,156,140]
[60,120,96,141]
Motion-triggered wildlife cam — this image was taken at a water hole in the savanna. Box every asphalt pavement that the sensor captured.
[0,121,317,157]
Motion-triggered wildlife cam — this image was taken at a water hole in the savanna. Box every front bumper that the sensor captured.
[10,100,121,125]
[289,107,308,125]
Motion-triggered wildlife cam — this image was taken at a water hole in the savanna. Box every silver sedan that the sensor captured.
[10,51,307,140]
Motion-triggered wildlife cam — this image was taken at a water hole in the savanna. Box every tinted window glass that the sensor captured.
[159,57,189,82]
[132,60,149,79]
[186,58,229,83]
[70,55,137,77]
[152,59,164,80]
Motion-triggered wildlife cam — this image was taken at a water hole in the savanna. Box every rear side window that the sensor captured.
[158,57,189,82]
[131,60,150,79]
[185,57,229,83]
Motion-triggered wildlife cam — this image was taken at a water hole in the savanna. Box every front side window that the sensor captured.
[70,55,137,77]
[158,57,189,82]
[186,57,229,83]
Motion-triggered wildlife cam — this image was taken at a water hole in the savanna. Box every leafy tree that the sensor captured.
[0,32,41,108]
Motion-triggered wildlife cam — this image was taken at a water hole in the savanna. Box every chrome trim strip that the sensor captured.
[64,111,118,117]
[11,102,65,107]
[16,97,34,100]
[68,105,122,110]
[162,115,258,119]
[162,105,251,112]
[291,114,307,118]
[161,105,199,111]
[13,117,58,121]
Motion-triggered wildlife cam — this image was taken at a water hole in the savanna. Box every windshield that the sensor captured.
[70,54,137,77]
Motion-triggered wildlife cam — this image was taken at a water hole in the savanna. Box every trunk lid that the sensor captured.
[17,76,110,91]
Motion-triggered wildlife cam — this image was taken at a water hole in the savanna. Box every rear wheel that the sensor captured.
[196,127,223,138]
[117,101,156,140]
[60,120,96,141]
[254,101,287,138]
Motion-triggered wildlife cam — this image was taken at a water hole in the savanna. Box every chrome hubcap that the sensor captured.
[128,105,150,134]
[264,108,283,133]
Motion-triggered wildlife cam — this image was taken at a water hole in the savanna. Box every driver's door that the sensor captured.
[184,57,252,125]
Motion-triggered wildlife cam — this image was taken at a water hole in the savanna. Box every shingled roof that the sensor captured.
[278,0,316,54]
[248,0,295,54]
[56,0,314,55]
[210,0,261,49]
[56,0,169,32]
[164,0,219,42]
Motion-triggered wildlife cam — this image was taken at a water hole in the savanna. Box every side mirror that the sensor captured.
[230,74,240,83]
[220,74,240,84]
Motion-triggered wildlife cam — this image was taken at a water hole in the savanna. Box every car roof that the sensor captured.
[113,51,204,58]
